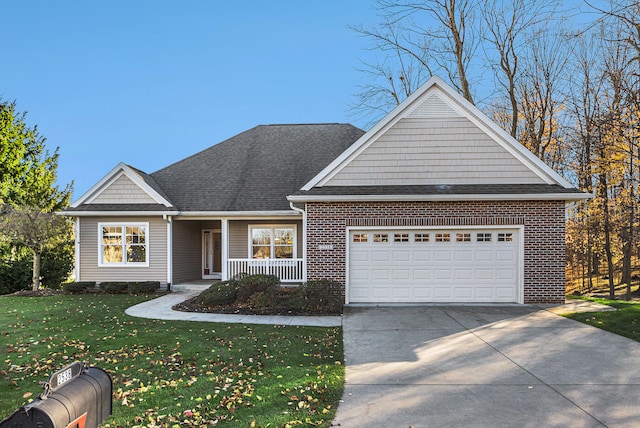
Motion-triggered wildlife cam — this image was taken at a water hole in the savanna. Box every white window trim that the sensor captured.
[98,222,150,267]
[248,224,297,259]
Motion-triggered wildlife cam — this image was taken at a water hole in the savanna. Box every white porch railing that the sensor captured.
[227,258,304,282]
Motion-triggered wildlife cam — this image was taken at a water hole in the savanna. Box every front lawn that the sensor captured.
[564,297,640,342]
[0,294,344,427]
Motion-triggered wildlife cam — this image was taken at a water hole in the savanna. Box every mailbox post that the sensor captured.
[0,362,112,428]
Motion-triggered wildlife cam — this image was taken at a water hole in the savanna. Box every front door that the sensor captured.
[202,230,222,279]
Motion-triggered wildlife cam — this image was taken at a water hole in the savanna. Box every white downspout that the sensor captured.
[221,219,229,280]
[74,218,80,281]
[163,215,173,289]
[289,201,307,282]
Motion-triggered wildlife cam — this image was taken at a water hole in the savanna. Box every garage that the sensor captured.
[347,228,521,303]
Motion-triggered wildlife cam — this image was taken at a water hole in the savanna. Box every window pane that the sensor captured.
[102,226,122,245]
[103,245,123,263]
[274,228,293,245]
[477,233,492,242]
[394,233,409,242]
[374,233,388,243]
[126,226,146,244]
[252,245,271,259]
[252,228,271,245]
[353,233,368,243]
[415,233,429,242]
[275,245,293,258]
[127,245,146,263]
[102,226,123,263]
[436,233,450,242]
[456,233,471,242]
[274,228,294,259]
[498,233,514,242]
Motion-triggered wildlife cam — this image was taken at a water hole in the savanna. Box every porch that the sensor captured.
[227,258,304,282]
[171,217,305,284]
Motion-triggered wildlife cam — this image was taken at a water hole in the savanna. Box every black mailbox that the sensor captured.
[0,362,112,428]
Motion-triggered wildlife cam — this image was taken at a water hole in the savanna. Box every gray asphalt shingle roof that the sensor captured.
[150,124,366,212]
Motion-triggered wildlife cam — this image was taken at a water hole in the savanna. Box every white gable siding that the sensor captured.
[406,92,462,119]
[91,174,157,204]
[324,116,546,186]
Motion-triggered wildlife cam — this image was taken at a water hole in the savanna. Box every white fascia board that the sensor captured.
[173,211,302,220]
[287,193,592,203]
[60,210,180,217]
[71,162,173,208]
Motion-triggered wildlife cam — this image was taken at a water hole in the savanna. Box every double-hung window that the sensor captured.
[99,223,149,266]
[250,225,296,259]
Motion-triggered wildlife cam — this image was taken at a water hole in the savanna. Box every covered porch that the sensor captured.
[170,216,305,284]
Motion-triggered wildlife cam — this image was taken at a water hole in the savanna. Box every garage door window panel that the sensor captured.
[456,233,471,242]
[374,233,389,243]
[415,233,430,242]
[436,233,451,242]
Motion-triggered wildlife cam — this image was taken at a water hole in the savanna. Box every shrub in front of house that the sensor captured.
[99,282,129,294]
[236,274,280,302]
[247,286,303,311]
[127,281,160,294]
[198,280,239,306]
[62,281,96,293]
[300,279,344,313]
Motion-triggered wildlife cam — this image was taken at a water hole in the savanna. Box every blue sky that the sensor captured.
[1,1,381,200]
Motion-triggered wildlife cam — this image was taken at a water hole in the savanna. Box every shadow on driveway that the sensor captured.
[334,305,640,428]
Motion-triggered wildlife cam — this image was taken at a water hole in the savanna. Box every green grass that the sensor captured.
[564,297,640,342]
[0,294,344,427]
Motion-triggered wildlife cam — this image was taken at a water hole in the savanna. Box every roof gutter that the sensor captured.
[57,210,181,217]
[287,193,593,203]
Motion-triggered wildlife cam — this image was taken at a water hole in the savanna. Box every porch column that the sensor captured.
[221,218,229,280]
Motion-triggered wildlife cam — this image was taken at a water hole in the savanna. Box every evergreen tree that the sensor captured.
[0,98,73,292]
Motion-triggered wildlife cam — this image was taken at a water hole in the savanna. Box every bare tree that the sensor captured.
[517,29,570,170]
[481,0,556,137]
[351,0,481,120]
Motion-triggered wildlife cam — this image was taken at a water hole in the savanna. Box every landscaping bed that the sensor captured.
[173,275,344,316]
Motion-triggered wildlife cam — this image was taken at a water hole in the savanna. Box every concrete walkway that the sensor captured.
[124,283,342,327]
[334,302,639,428]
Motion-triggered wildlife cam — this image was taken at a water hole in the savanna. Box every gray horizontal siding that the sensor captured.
[326,117,545,186]
[172,220,202,284]
[78,216,167,283]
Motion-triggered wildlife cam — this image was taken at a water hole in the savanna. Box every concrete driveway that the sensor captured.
[333,304,640,427]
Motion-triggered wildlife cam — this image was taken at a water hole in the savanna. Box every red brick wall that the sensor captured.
[305,200,566,304]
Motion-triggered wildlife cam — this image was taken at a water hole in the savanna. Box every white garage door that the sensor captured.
[348,229,520,303]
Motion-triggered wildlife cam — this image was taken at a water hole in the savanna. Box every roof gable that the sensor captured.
[302,76,573,190]
[70,162,174,208]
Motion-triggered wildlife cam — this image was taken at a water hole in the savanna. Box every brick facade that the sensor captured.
[305,200,566,304]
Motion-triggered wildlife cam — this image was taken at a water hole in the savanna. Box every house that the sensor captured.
[61,76,589,304]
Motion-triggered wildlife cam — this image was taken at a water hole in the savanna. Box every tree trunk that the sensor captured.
[599,172,615,299]
[32,249,41,292]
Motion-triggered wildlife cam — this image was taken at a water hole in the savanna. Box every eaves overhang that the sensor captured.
[173,210,302,219]
[287,193,592,203]
[57,210,181,217]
